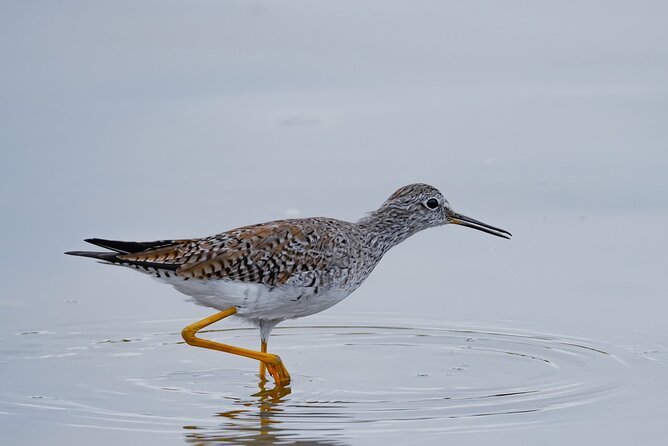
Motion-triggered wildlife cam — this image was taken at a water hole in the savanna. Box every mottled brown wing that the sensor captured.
[175,222,330,285]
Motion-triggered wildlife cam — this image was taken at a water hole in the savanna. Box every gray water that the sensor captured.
[1,1,667,445]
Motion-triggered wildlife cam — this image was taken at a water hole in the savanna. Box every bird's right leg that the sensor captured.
[181,307,291,386]
[259,339,268,382]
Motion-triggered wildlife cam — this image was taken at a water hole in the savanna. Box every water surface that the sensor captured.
[2,309,666,445]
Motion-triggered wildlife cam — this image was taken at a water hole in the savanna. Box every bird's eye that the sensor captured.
[425,198,439,210]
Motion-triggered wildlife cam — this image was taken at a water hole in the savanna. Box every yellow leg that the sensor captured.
[181,307,291,386]
[259,340,268,381]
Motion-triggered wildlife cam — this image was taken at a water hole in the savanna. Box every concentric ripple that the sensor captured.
[1,314,659,444]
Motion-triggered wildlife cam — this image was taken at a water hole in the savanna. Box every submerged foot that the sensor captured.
[263,354,291,386]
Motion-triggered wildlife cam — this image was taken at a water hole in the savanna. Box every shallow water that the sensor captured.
[2,311,666,445]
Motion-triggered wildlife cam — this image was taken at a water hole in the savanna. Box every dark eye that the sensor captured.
[425,198,439,210]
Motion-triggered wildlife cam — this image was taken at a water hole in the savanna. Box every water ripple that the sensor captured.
[1,315,662,444]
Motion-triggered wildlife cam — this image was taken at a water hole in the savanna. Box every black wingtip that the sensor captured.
[84,238,129,252]
[83,238,178,254]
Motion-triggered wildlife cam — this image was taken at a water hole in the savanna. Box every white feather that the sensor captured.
[159,276,350,325]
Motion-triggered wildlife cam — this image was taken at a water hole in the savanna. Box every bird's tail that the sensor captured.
[65,238,185,271]
[64,250,121,262]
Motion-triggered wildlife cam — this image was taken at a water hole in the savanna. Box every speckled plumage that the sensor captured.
[67,184,510,340]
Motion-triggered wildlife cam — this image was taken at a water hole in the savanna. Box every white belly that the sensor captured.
[163,277,351,322]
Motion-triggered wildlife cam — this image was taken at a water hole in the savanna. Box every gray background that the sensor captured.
[1,1,667,445]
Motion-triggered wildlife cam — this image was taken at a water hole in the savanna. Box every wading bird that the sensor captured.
[67,184,510,386]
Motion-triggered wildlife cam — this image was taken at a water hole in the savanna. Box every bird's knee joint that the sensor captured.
[181,328,197,345]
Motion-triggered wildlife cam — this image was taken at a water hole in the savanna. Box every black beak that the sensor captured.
[448,212,512,239]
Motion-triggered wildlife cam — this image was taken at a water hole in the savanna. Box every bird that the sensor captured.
[66,183,511,386]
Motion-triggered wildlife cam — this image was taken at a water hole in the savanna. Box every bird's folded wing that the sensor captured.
[119,222,330,286]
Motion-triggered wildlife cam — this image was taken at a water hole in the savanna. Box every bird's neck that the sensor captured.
[356,206,423,254]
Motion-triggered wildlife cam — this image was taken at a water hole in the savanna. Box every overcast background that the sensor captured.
[1,1,667,445]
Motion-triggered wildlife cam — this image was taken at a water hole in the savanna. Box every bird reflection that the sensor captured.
[183,381,345,445]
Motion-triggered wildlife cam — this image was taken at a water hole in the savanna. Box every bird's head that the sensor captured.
[382,183,511,239]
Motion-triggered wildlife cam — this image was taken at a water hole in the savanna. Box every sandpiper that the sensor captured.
[67,183,510,386]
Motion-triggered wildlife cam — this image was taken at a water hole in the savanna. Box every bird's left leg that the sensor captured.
[181,308,290,386]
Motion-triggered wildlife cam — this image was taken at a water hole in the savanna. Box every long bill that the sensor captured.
[448,212,512,239]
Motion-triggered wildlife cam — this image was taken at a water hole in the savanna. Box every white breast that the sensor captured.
[161,276,351,322]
